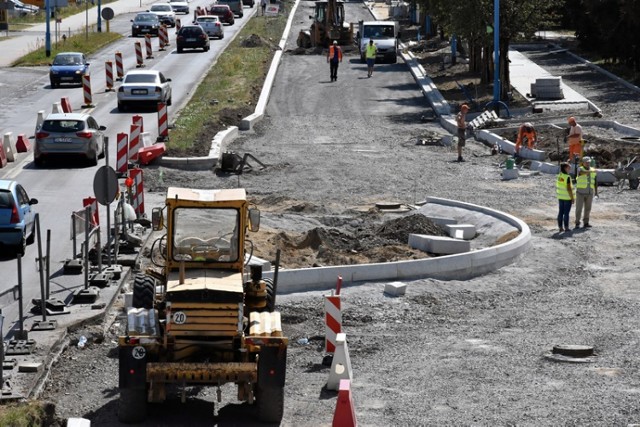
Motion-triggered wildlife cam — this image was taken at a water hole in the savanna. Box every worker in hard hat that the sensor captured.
[574,156,598,229]
[567,116,584,162]
[515,122,537,156]
[327,40,343,82]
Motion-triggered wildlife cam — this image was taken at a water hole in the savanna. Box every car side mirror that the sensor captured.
[85,62,90,66]
[248,208,260,232]
[30,198,38,205]
[166,78,172,82]
[152,207,164,231]
[99,125,107,131]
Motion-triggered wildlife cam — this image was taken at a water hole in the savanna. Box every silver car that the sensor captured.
[194,15,224,39]
[117,70,172,111]
[34,113,106,166]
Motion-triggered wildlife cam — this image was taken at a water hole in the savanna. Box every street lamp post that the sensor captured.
[45,0,51,56]
[493,0,500,102]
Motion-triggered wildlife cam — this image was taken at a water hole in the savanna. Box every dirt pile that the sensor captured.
[241,33,279,51]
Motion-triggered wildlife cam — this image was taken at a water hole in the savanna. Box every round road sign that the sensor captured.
[101,7,114,20]
[93,165,119,206]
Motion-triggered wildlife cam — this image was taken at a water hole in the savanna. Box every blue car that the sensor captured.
[0,180,38,256]
[49,52,90,88]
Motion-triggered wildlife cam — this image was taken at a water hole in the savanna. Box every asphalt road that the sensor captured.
[0,1,255,336]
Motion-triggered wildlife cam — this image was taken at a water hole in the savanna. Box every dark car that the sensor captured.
[208,4,234,25]
[0,179,38,256]
[176,25,210,53]
[242,0,254,7]
[131,12,161,37]
[49,52,89,88]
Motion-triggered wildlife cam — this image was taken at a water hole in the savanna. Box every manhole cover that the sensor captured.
[375,201,402,210]
[545,344,596,363]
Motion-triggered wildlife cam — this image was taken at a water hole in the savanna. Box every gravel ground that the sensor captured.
[38,6,640,426]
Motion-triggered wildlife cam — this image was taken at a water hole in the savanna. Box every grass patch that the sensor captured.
[167,12,288,156]
[0,401,55,426]
[12,28,121,66]
[9,0,117,25]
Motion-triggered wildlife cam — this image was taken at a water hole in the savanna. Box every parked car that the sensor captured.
[208,4,234,25]
[0,180,37,256]
[169,0,189,14]
[131,12,161,37]
[216,0,242,17]
[242,0,254,7]
[176,24,211,52]
[34,113,106,167]
[49,52,89,88]
[117,70,172,111]
[194,15,224,39]
[148,3,176,27]
[7,0,39,17]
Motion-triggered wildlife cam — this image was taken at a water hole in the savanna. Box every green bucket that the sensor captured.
[505,158,515,170]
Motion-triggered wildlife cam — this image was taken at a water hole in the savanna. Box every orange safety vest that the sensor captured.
[328,45,343,62]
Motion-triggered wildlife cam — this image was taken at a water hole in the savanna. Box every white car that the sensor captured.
[148,3,176,27]
[194,15,224,39]
[169,0,189,14]
[117,70,172,111]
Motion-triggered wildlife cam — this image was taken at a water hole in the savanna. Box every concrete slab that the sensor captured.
[18,362,42,373]
[445,224,476,240]
[425,216,457,227]
[502,169,519,180]
[67,418,91,427]
[408,234,471,255]
[384,282,407,297]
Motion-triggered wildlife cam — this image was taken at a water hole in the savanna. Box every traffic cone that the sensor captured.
[332,379,357,427]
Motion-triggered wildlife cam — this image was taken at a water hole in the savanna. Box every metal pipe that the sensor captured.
[46,229,51,300]
[17,255,25,338]
[271,248,281,307]
[35,214,47,321]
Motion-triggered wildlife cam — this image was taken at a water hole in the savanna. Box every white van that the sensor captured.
[357,20,399,64]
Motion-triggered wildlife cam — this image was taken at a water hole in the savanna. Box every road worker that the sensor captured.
[574,156,598,229]
[515,122,537,155]
[567,116,584,162]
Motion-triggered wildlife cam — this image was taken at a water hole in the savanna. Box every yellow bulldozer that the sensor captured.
[117,187,287,424]
[297,0,353,48]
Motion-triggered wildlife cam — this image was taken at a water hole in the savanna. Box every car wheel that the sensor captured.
[51,80,58,89]
[118,101,127,112]
[34,156,43,167]
[239,13,243,18]
[204,45,209,52]
[220,33,224,39]
[177,47,183,53]
[98,140,105,159]
[89,152,98,166]
[26,224,35,245]
[167,95,172,106]
[16,236,26,257]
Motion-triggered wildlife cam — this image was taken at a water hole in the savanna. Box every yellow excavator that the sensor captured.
[297,0,353,48]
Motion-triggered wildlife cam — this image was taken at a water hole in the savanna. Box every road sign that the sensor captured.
[101,6,114,20]
[93,165,118,206]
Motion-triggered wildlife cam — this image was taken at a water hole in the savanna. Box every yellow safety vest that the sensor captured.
[365,43,377,59]
[556,172,572,200]
[576,166,596,194]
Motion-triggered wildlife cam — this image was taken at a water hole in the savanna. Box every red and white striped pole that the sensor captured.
[116,132,129,175]
[145,34,153,59]
[324,276,343,354]
[157,102,168,141]
[132,115,144,133]
[105,60,114,92]
[129,124,141,162]
[115,51,124,80]
[159,24,168,50]
[81,75,94,108]
[130,168,145,217]
[82,197,100,227]
[135,41,144,68]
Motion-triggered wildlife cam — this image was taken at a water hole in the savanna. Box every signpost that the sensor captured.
[101,6,113,32]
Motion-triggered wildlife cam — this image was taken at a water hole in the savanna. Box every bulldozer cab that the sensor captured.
[153,187,259,274]
[313,0,345,27]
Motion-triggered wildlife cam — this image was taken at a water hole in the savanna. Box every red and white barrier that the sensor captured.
[105,60,114,92]
[332,379,357,427]
[0,136,7,169]
[83,197,100,227]
[132,115,144,133]
[129,124,142,162]
[145,34,153,59]
[61,97,72,113]
[327,334,353,391]
[129,168,145,217]
[115,51,124,80]
[3,132,15,162]
[16,134,30,153]
[324,293,342,354]
[116,132,129,174]
[82,75,93,108]
[157,102,168,141]
[135,41,144,68]
[159,24,168,50]
[35,110,45,135]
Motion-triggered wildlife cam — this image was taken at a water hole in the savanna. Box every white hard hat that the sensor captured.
[582,156,591,163]
[333,40,337,45]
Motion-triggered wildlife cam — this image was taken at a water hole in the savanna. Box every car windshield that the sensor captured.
[172,208,239,263]
[151,4,171,11]
[41,119,86,132]
[363,25,394,38]
[136,14,157,22]
[124,74,158,84]
[53,54,83,66]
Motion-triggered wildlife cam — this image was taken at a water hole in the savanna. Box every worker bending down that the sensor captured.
[515,122,537,155]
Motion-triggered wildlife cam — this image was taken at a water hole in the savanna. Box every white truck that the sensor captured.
[356,20,399,64]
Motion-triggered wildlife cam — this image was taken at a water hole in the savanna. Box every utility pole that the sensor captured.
[45,0,51,56]
[492,0,500,102]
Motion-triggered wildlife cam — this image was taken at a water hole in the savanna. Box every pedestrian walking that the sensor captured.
[574,156,598,229]
[567,116,584,162]
[556,162,574,232]
[455,104,469,162]
[365,39,377,78]
[515,122,537,156]
[327,40,343,82]
[261,0,266,15]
